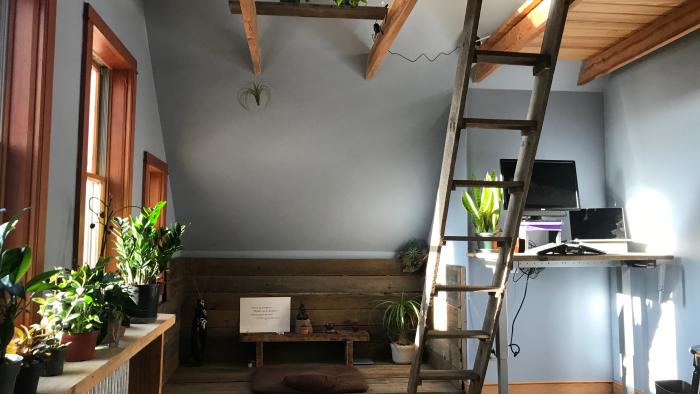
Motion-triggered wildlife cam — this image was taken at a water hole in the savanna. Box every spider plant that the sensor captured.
[377,294,421,345]
[238,81,271,110]
[461,171,503,235]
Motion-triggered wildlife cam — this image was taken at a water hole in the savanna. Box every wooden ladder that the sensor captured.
[407,1,571,393]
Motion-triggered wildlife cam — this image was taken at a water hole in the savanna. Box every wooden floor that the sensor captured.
[165,363,464,394]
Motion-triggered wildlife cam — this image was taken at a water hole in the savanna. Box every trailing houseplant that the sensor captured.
[397,240,428,273]
[0,216,56,394]
[112,202,186,323]
[376,294,421,364]
[461,171,503,252]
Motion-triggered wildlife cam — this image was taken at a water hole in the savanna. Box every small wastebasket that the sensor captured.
[656,380,693,394]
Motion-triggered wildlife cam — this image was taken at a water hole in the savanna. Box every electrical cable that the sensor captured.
[372,22,464,64]
[508,265,544,357]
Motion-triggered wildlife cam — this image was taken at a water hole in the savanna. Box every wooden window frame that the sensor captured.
[0,0,56,285]
[74,4,137,267]
[142,151,168,227]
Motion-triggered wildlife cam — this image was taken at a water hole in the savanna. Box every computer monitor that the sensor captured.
[569,208,627,240]
[500,159,580,211]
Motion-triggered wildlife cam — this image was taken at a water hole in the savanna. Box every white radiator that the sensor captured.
[88,361,129,394]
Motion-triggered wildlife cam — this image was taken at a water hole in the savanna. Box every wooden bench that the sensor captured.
[240,330,370,367]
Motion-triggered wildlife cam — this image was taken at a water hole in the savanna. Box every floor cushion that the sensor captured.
[251,365,369,394]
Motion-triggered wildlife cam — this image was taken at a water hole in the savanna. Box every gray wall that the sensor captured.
[604,31,700,392]
[464,90,612,382]
[143,0,603,258]
[45,0,173,269]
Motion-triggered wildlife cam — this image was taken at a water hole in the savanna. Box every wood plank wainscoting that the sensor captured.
[166,258,424,365]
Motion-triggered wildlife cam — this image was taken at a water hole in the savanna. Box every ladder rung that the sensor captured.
[443,235,511,245]
[451,180,523,190]
[474,49,550,69]
[462,117,538,131]
[426,330,490,340]
[419,370,480,381]
[434,285,502,294]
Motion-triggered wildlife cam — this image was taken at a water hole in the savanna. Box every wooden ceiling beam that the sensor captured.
[365,0,417,80]
[472,0,583,82]
[239,0,261,75]
[578,0,700,84]
[229,1,387,20]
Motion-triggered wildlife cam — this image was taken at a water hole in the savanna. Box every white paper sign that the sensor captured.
[240,297,291,334]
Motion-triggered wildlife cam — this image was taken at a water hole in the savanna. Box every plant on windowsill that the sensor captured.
[461,171,503,253]
[112,201,186,323]
[376,294,421,364]
[334,0,367,7]
[0,215,57,393]
[396,239,428,273]
[34,264,104,362]
[7,325,56,394]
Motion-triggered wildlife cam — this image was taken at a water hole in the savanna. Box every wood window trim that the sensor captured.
[0,0,56,323]
[142,151,168,226]
[74,4,137,267]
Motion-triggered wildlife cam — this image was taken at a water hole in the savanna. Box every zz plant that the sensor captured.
[112,202,186,286]
[461,171,503,235]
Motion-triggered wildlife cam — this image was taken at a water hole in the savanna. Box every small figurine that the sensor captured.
[295,303,313,334]
[324,322,336,333]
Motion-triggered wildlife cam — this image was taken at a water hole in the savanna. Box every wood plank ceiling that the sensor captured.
[474,0,700,84]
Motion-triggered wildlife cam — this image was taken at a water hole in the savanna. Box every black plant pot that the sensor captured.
[41,349,66,377]
[126,284,160,324]
[0,356,22,394]
[13,362,45,394]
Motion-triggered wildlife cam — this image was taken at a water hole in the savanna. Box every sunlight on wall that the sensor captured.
[432,243,455,331]
[524,0,551,28]
[648,297,679,388]
[626,188,677,253]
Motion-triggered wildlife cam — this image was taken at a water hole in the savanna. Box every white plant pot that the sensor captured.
[390,342,416,364]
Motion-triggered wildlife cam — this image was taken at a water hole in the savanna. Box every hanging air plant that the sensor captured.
[238,81,271,110]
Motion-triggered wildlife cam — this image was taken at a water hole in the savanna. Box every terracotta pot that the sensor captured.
[61,331,99,362]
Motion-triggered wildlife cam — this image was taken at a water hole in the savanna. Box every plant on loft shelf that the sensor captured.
[334,0,367,7]
[377,294,421,364]
[397,239,428,273]
[462,171,503,253]
[112,201,186,323]
[238,81,271,111]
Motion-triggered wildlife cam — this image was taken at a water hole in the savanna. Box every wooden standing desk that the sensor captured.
[37,314,175,394]
[467,252,673,394]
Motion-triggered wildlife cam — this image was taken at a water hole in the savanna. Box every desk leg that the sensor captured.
[129,333,164,394]
[345,341,354,365]
[256,342,264,367]
[619,266,636,394]
[497,291,509,394]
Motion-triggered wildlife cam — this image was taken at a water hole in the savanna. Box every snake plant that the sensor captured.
[461,171,503,234]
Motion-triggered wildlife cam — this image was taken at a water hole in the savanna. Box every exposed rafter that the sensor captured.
[239,0,261,75]
[578,0,700,85]
[230,1,387,20]
[365,0,417,80]
[472,0,553,82]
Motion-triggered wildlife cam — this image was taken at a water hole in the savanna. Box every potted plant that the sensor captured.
[0,217,55,394]
[97,263,133,346]
[377,294,421,364]
[334,0,367,6]
[461,171,503,252]
[32,318,67,377]
[7,325,53,394]
[34,264,103,362]
[112,202,186,323]
[397,240,428,273]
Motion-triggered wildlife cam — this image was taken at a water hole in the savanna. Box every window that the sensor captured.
[75,5,136,267]
[142,152,168,227]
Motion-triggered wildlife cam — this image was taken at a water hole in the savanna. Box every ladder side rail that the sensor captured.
[467,1,572,393]
[407,0,483,392]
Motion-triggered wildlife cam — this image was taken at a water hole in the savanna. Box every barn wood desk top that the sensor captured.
[37,314,175,394]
